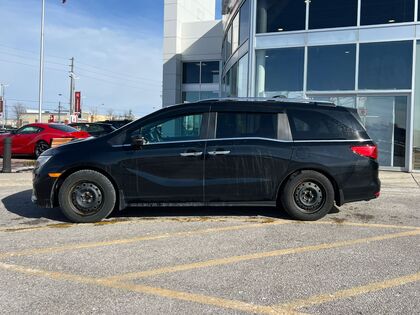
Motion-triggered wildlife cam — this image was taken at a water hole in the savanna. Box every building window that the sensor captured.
[239,0,250,45]
[309,0,357,29]
[201,61,220,84]
[307,44,356,91]
[226,26,232,60]
[182,91,200,103]
[256,0,306,33]
[216,112,278,139]
[200,91,220,100]
[359,41,413,90]
[232,14,240,53]
[182,62,200,84]
[238,54,249,97]
[361,0,414,26]
[255,47,304,97]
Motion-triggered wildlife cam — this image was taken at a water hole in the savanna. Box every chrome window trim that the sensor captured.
[111,137,371,147]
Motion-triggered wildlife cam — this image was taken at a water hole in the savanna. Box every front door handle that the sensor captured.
[180,151,203,157]
[207,150,231,156]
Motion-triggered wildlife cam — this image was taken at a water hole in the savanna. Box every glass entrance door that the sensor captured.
[309,94,409,169]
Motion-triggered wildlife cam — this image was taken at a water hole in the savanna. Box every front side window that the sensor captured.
[216,112,278,139]
[309,0,358,29]
[257,0,306,33]
[138,114,203,144]
[361,0,414,26]
[17,126,42,134]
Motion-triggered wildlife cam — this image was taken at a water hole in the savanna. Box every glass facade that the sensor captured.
[220,0,420,170]
[307,44,356,91]
[182,61,220,103]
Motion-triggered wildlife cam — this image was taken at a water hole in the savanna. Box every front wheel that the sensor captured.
[35,140,50,158]
[281,171,335,221]
[58,170,116,223]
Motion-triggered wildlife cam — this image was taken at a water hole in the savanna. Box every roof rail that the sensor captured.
[194,97,336,107]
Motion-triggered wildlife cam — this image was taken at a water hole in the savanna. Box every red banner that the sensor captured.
[74,91,81,113]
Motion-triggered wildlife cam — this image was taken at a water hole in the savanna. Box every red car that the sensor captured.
[0,123,90,158]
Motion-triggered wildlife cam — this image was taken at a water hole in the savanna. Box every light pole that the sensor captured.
[1,84,9,129]
[57,93,63,123]
[38,0,45,123]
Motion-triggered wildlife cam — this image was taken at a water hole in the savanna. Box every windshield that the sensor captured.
[49,124,79,133]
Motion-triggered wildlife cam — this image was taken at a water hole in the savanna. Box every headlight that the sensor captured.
[35,155,52,170]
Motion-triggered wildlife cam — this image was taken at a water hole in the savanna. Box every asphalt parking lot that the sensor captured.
[0,172,419,314]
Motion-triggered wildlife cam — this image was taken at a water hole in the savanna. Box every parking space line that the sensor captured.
[310,221,420,230]
[0,221,289,259]
[273,272,420,312]
[0,261,300,315]
[104,229,420,282]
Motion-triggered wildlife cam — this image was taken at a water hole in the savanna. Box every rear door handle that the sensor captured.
[180,151,203,157]
[207,150,231,156]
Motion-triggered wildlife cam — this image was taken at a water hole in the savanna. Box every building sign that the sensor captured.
[75,91,81,114]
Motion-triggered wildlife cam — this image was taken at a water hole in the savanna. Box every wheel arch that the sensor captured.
[52,166,124,210]
[276,167,343,207]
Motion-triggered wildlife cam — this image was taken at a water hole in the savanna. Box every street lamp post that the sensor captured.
[38,0,46,123]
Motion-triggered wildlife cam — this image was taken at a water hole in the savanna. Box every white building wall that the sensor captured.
[163,0,222,107]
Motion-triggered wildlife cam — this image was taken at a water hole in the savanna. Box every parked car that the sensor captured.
[97,119,132,129]
[32,99,380,223]
[0,123,90,158]
[69,123,116,137]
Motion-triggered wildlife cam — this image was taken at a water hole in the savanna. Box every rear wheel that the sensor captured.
[35,140,50,158]
[281,170,334,221]
[58,170,116,223]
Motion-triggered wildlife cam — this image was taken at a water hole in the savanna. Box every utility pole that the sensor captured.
[57,93,62,122]
[38,0,46,123]
[0,84,7,129]
[69,57,75,116]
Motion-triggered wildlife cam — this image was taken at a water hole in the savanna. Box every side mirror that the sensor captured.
[131,135,145,149]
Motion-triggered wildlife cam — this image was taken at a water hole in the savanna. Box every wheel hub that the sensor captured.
[71,182,103,215]
[294,181,324,213]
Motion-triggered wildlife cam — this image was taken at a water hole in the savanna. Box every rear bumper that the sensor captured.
[341,177,381,205]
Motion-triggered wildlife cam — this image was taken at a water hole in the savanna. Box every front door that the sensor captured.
[204,111,293,203]
[12,125,43,154]
[119,112,208,203]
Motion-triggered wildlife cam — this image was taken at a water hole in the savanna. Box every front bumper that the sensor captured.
[32,171,57,208]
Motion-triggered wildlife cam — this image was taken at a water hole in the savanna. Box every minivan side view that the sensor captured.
[32,99,381,223]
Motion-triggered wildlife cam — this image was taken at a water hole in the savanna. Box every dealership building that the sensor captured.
[162,0,420,172]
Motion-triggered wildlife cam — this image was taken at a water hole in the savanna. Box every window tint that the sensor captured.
[307,44,356,91]
[288,109,368,140]
[216,112,277,139]
[49,124,78,132]
[359,41,413,90]
[138,114,203,144]
[309,0,357,29]
[182,62,200,84]
[361,0,414,26]
[239,0,250,45]
[257,0,306,33]
[17,126,41,134]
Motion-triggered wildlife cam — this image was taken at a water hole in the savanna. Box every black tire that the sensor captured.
[281,170,334,221]
[58,170,116,223]
[35,140,50,158]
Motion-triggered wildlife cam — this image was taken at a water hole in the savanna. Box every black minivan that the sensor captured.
[32,99,380,223]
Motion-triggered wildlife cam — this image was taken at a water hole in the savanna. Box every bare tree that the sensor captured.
[123,109,134,120]
[106,109,114,120]
[89,106,98,122]
[12,103,26,127]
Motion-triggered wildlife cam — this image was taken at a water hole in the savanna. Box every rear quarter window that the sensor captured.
[288,108,369,141]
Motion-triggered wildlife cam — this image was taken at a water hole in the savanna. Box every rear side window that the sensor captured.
[288,108,368,140]
[50,124,78,133]
[216,112,278,139]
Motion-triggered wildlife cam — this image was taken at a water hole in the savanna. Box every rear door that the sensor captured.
[204,108,293,203]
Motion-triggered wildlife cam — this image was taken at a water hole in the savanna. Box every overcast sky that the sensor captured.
[0,0,221,118]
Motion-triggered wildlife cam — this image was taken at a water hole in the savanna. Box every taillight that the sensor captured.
[351,145,378,160]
